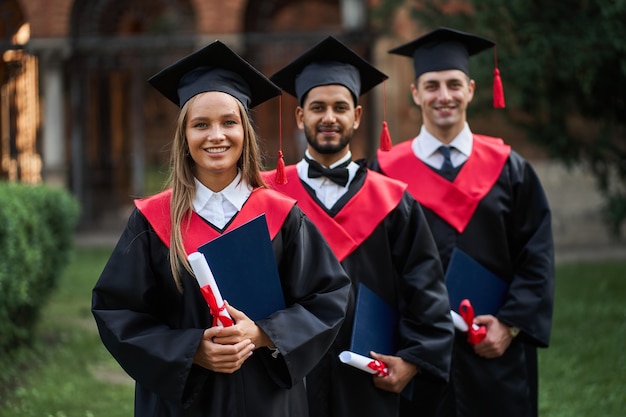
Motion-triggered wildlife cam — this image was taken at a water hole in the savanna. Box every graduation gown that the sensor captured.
[263,164,454,417]
[92,187,351,417]
[373,135,555,417]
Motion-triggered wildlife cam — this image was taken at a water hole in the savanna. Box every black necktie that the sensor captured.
[438,146,454,171]
[305,156,350,187]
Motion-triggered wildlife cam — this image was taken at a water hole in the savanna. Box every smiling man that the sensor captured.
[371,27,555,417]
[262,36,454,417]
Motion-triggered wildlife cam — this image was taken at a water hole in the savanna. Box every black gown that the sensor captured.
[372,137,555,417]
[92,189,351,417]
[264,163,455,417]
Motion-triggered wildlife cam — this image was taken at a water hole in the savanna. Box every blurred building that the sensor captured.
[6,0,613,256]
[1,0,392,229]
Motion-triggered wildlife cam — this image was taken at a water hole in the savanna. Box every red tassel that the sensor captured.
[275,150,287,185]
[379,80,392,151]
[493,68,505,108]
[492,47,505,109]
[274,96,288,184]
[379,121,392,151]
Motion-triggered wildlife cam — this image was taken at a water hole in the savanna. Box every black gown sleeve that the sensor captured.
[92,209,207,405]
[496,153,555,347]
[390,193,455,381]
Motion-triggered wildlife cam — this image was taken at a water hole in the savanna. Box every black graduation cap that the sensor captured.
[389,27,505,108]
[270,36,388,105]
[148,40,281,110]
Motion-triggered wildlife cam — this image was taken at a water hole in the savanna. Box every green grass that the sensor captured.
[538,261,626,416]
[0,248,624,416]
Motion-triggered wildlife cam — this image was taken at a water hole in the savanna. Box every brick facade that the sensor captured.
[21,0,249,37]
[194,0,246,33]
[5,0,547,229]
[20,0,73,37]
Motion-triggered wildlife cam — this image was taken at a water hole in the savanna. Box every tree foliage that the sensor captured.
[374,0,626,235]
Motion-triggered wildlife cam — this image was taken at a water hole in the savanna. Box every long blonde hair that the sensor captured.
[165,94,267,290]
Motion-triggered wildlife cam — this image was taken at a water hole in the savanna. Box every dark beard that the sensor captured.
[304,124,352,155]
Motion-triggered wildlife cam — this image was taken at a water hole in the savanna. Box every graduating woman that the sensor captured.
[92,41,350,417]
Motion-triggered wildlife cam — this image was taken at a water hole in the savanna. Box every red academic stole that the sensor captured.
[377,135,511,233]
[134,187,296,254]
[264,166,406,262]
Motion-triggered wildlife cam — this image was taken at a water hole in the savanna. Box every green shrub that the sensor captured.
[0,183,80,352]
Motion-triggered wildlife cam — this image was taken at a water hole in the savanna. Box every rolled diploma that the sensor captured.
[188,252,232,326]
[451,309,480,332]
[339,351,388,376]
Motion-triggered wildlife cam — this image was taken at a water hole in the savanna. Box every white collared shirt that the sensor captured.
[297,150,359,209]
[192,171,252,229]
[411,123,473,168]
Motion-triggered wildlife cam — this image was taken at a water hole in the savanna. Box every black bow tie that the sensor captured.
[305,156,350,187]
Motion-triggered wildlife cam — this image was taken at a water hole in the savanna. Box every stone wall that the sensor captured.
[533,161,626,263]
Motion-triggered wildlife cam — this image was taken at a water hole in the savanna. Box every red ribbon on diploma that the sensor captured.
[367,359,389,377]
[459,299,486,345]
[200,286,234,327]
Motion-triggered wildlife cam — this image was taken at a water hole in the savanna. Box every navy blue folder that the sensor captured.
[350,283,399,357]
[445,248,509,315]
[350,283,413,398]
[197,214,285,321]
